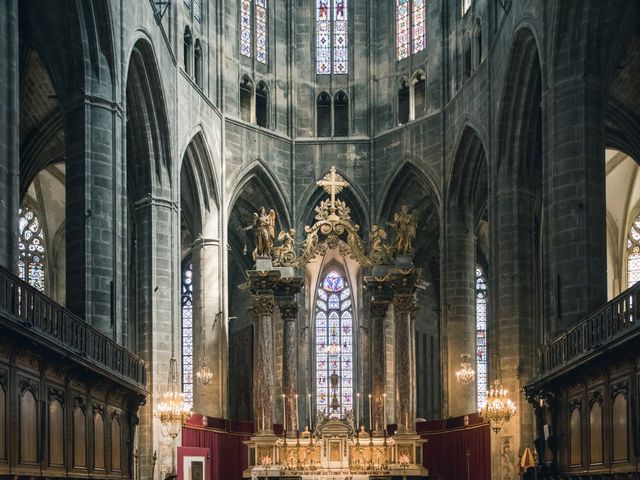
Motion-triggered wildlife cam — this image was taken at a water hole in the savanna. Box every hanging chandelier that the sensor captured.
[455,353,475,384]
[479,379,516,433]
[154,356,192,438]
[196,362,213,385]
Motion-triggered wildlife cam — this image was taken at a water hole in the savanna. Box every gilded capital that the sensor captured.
[279,300,299,320]
[250,295,276,318]
[370,300,390,319]
[393,294,417,314]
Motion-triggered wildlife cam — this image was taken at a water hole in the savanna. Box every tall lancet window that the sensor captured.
[182,263,194,409]
[240,0,268,64]
[396,0,426,60]
[475,266,488,408]
[315,270,353,417]
[316,0,349,74]
[627,215,640,287]
[17,207,46,292]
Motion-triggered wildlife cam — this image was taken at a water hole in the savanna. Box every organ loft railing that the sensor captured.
[0,265,146,389]
[538,281,640,376]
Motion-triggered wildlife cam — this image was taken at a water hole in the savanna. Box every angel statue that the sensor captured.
[272,228,297,266]
[243,207,276,260]
[369,224,393,265]
[387,205,417,256]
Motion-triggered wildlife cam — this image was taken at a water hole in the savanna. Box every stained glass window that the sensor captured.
[462,0,472,16]
[193,0,202,22]
[396,0,409,60]
[315,270,353,418]
[627,217,640,287]
[396,0,425,60]
[17,207,45,292]
[475,266,488,408]
[412,0,425,54]
[255,0,267,63]
[240,0,252,58]
[317,0,348,74]
[240,0,268,64]
[182,263,194,409]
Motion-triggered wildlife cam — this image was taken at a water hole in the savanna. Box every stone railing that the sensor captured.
[0,266,146,389]
[539,282,640,376]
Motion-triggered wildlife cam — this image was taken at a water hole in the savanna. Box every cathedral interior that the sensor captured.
[0,0,639,479]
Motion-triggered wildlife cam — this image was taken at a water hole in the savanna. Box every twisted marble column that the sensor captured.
[280,300,298,434]
[251,295,276,434]
[370,299,390,434]
[394,293,418,433]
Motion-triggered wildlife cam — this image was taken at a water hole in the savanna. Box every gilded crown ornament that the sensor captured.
[479,378,517,433]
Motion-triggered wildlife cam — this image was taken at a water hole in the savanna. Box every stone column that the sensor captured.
[0,0,18,271]
[250,294,276,434]
[393,293,418,434]
[370,298,390,434]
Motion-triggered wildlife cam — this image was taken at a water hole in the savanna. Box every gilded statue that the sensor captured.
[272,228,297,266]
[243,207,276,260]
[387,205,417,256]
[369,224,392,264]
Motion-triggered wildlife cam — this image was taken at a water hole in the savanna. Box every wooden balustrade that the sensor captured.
[0,266,146,388]
[539,282,640,375]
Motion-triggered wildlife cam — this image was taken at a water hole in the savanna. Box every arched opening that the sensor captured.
[317,92,332,137]
[256,81,269,128]
[463,34,472,80]
[398,79,410,124]
[333,91,349,137]
[474,19,482,67]
[412,71,426,119]
[184,26,192,75]
[240,74,254,123]
[194,39,203,87]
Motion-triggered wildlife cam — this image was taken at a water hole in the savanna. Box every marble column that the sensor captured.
[250,294,277,434]
[370,298,390,434]
[394,293,418,434]
[280,299,298,434]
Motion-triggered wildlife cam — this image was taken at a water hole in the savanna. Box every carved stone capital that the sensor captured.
[370,300,390,319]
[393,294,418,314]
[279,300,299,321]
[250,295,276,318]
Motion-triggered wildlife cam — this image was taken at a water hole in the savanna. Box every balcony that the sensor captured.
[0,265,146,392]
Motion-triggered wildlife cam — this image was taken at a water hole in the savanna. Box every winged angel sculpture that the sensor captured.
[243,207,277,260]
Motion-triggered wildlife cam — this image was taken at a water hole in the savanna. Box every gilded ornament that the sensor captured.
[243,207,277,260]
[387,205,417,256]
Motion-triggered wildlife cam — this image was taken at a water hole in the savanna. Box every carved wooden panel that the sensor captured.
[589,400,603,465]
[0,386,5,461]
[111,415,121,471]
[612,393,628,462]
[569,406,581,466]
[48,399,64,466]
[94,412,105,469]
[19,390,38,464]
[73,406,86,468]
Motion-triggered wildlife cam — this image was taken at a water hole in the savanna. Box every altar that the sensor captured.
[242,167,428,479]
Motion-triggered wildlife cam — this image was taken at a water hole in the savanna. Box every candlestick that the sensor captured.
[356,392,360,431]
[307,393,312,430]
[383,393,387,433]
[295,394,299,432]
[282,394,286,433]
[368,394,372,433]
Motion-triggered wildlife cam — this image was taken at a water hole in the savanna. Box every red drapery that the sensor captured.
[419,413,491,480]
[182,415,252,480]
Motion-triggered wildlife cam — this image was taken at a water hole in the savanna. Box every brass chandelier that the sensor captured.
[154,356,192,438]
[455,353,475,384]
[479,378,516,433]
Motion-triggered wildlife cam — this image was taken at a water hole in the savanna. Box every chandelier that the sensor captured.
[479,379,516,433]
[455,353,475,384]
[154,356,192,438]
[196,362,213,385]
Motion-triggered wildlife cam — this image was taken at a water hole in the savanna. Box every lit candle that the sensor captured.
[307,393,312,430]
[356,393,360,431]
[282,394,286,433]
[295,394,299,432]
[368,394,372,432]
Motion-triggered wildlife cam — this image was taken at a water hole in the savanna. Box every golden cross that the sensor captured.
[317,166,349,212]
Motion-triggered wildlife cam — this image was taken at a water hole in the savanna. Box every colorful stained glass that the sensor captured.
[316,0,331,74]
[182,263,194,409]
[17,208,46,292]
[628,217,640,287]
[475,266,488,409]
[412,0,425,54]
[396,0,409,60]
[255,0,267,63]
[193,0,202,22]
[240,0,252,58]
[315,270,353,419]
[333,0,348,74]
